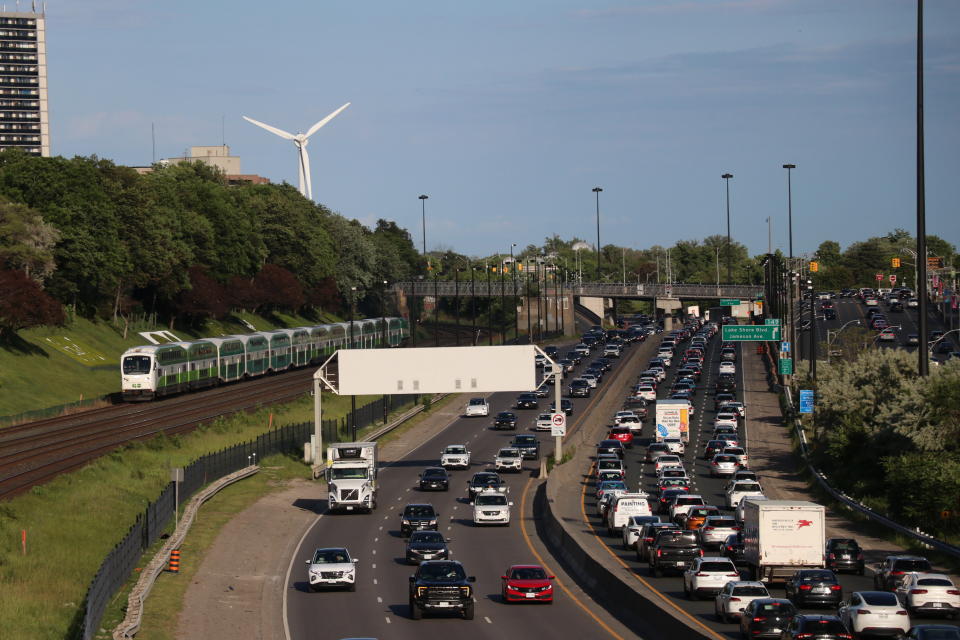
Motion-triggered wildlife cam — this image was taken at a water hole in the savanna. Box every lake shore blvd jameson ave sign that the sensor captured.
[721,324,781,341]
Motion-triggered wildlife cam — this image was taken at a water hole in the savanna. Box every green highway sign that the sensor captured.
[765,318,781,326]
[779,358,793,375]
[722,324,781,341]
[720,299,743,306]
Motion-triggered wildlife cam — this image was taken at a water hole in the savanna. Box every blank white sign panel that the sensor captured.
[335,345,537,395]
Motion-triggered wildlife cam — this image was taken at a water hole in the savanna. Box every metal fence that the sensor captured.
[78,392,419,640]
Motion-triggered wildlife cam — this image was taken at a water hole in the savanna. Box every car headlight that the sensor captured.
[402,519,410,524]
[460,586,471,597]
[429,519,437,525]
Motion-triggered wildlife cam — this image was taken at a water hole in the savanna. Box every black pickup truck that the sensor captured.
[409,560,476,620]
[649,530,703,577]
[510,434,540,460]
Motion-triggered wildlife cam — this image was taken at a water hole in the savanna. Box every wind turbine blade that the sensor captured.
[242,115,296,140]
[304,102,351,139]
[300,146,313,200]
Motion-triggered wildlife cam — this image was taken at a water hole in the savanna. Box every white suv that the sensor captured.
[494,447,523,473]
[306,547,358,591]
[464,397,489,417]
[472,489,512,526]
[725,481,763,509]
[440,444,471,470]
[714,581,770,623]
[683,557,740,599]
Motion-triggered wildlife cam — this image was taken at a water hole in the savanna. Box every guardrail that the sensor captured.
[782,386,960,561]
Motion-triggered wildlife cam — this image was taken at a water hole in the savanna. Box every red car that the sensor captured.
[608,427,634,448]
[501,564,555,603]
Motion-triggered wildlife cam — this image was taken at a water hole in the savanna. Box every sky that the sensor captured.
[47,0,960,260]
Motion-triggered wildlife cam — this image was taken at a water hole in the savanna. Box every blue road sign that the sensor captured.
[781,341,791,353]
[799,389,814,414]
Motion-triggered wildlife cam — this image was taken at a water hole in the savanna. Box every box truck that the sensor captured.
[655,399,690,443]
[325,442,378,513]
[742,500,825,583]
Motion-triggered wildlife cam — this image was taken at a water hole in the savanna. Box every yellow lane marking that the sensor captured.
[579,454,726,640]
[519,477,626,640]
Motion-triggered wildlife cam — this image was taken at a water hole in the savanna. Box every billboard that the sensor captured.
[334,345,538,395]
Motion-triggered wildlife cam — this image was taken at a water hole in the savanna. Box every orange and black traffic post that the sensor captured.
[168,549,180,573]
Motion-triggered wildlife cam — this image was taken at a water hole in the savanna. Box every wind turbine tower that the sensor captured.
[242,102,350,200]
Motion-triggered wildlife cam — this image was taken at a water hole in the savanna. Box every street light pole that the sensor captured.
[593,187,603,281]
[916,0,929,376]
[783,163,797,380]
[511,243,517,341]
[722,173,733,283]
[418,194,428,257]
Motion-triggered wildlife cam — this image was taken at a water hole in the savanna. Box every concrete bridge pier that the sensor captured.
[656,298,683,331]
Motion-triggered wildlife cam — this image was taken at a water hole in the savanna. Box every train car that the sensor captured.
[119,318,407,401]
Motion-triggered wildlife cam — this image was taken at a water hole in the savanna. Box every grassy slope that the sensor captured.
[0,312,339,419]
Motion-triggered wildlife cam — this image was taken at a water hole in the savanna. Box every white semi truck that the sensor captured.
[655,399,690,443]
[325,442,378,513]
[742,500,825,583]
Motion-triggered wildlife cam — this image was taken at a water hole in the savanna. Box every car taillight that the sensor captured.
[830,584,841,591]
[896,610,908,615]
[703,526,714,531]
[728,596,741,602]
[727,573,740,577]
[799,584,812,591]
[695,572,709,576]
[644,537,654,542]
[947,589,960,595]
[857,609,871,614]
[857,553,864,560]
[656,549,662,557]
[891,570,905,575]
[698,549,704,556]
[752,616,767,622]
[828,552,836,559]
[794,633,812,639]
[909,589,928,594]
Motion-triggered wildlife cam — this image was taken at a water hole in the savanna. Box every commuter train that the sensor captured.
[120,317,408,401]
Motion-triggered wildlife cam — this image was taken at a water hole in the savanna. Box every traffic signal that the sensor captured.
[809,261,819,273]
[891,257,901,268]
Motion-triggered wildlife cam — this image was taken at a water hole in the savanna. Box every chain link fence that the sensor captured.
[77,392,418,640]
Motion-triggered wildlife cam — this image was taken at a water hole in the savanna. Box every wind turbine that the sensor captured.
[242,102,350,200]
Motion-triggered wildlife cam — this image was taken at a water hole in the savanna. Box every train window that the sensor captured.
[123,356,151,374]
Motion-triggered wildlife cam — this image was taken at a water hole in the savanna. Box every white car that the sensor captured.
[613,411,641,426]
[633,385,656,402]
[647,366,667,382]
[534,413,553,431]
[464,397,489,417]
[662,438,685,455]
[720,401,746,419]
[710,453,739,477]
[718,361,736,375]
[603,344,621,357]
[653,455,682,473]
[595,458,626,479]
[494,447,523,473]
[698,515,740,548]
[472,489,512,525]
[656,352,673,367]
[838,590,911,637]
[306,547,358,591]
[440,444,471,470]
[714,414,739,429]
[580,373,598,388]
[683,557,740,599]
[725,481,763,509]
[722,446,748,466]
[714,580,770,623]
[669,494,706,521]
[894,572,960,616]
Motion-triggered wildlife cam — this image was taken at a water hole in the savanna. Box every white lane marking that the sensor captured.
[379,525,383,530]
[372,563,376,569]
[447,525,453,530]
[397,496,403,501]
[385,616,391,624]
[384,515,389,520]
[374,578,378,585]
[374,537,379,543]
[372,549,377,554]
[484,616,493,624]
[377,596,383,603]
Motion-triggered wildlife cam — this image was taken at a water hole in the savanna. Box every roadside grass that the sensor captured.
[107,454,309,640]
[0,395,359,640]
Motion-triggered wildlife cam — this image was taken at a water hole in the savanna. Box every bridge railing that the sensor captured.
[394,281,763,299]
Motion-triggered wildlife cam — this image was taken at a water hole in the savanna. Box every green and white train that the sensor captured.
[120,317,408,401]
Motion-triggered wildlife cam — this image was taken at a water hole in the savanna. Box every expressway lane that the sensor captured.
[283,338,647,640]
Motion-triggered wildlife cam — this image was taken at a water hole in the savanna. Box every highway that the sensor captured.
[283,338,644,639]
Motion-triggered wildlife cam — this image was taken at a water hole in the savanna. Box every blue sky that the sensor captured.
[49,0,960,259]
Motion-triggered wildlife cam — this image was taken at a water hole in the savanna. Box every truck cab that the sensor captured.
[326,442,378,513]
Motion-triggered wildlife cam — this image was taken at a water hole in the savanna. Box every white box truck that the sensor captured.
[742,500,825,583]
[325,442,378,513]
[655,399,690,443]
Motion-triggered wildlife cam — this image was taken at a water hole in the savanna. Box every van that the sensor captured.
[605,493,652,536]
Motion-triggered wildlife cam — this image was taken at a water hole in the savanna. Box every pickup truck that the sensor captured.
[408,560,476,620]
[649,529,703,577]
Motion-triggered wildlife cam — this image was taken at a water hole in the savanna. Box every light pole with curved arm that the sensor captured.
[826,320,861,363]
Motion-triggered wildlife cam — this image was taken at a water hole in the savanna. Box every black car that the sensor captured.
[784,569,843,608]
[533,383,550,397]
[466,471,506,498]
[405,531,451,564]
[568,379,591,398]
[585,366,604,381]
[597,439,625,459]
[510,434,540,460]
[408,560,476,620]
[874,555,933,591]
[739,598,797,639]
[550,399,574,416]
[493,411,518,430]
[823,308,838,320]
[825,538,865,574]
[515,393,539,409]
[715,392,736,410]
[781,614,850,640]
[722,532,746,564]
[906,625,960,639]
[715,374,737,393]
[400,504,439,537]
[418,467,450,491]
[558,358,575,373]
[596,357,614,371]
[889,301,904,312]
[649,529,701,576]
[544,345,559,358]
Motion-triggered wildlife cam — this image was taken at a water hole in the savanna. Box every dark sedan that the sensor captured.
[405,531,451,564]
[418,467,449,491]
[493,411,518,430]
[739,598,798,639]
[825,538,865,574]
[784,569,843,608]
[515,393,539,409]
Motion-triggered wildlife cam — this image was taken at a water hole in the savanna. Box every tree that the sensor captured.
[172,266,229,326]
[254,264,305,312]
[0,269,64,335]
[0,199,59,282]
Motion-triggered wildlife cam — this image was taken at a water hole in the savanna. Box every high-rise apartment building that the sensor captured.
[0,8,48,156]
